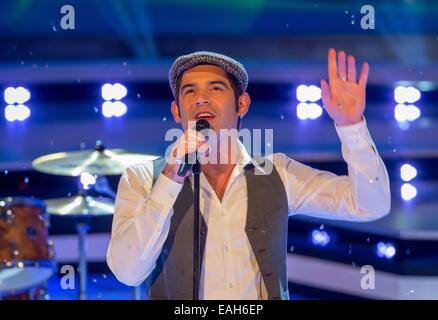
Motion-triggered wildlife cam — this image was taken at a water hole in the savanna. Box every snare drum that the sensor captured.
[0,197,56,299]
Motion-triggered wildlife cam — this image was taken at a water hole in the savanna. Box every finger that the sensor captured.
[184,141,205,152]
[173,141,203,158]
[185,131,206,143]
[337,50,347,81]
[320,79,331,108]
[328,48,338,84]
[186,129,204,138]
[189,129,207,140]
[347,55,357,83]
[186,134,205,145]
[197,142,210,155]
[358,62,370,88]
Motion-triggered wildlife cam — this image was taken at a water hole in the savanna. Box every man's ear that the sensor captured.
[171,101,182,123]
[237,92,251,117]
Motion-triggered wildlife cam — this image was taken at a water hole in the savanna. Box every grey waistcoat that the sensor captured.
[145,157,289,300]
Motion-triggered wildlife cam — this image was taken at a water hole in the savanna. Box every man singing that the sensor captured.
[107,49,391,300]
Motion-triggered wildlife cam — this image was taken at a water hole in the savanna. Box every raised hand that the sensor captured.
[320,48,369,126]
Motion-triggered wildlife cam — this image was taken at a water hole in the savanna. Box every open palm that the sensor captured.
[321,48,369,126]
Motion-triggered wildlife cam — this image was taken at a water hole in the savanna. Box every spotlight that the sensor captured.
[297,103,323,120]
[401,183,417,201]
[296,85,321,102]
[4,87,31,105]
[80,172,97,190]
[394,86,421,104]
[5,104,31,122]
[376,242,396,259]
[101,83,127,101]
[102,101,127,118]
[394,104,421,122]
[311,229,330,247]
[400,164,417,182]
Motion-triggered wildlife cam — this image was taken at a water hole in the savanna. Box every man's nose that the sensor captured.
[195,95,211,106]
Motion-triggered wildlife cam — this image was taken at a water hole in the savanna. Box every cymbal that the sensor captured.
[45,195,115,216]
[32,148,159,176]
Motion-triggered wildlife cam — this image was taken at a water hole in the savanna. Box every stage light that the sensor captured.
[296,85,321,102]
[311,229,330,247]
[401,183,417,201]
[102,101,127,118]
[297,103,323,120]
[101,83,127,101]
[5,104,31,122]
[400,164,417,182]
[394,86,421,104]
[394,104,421,122]
[4,87,31,105]
[376,242,396,259]
[80,172,96,190]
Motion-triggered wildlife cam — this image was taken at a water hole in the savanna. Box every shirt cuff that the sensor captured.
[334,116,375,151]
[149,173,184,209]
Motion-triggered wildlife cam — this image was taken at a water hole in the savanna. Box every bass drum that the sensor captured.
[0,197,56,299]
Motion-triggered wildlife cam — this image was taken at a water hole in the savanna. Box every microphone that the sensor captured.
[177,119,210,177]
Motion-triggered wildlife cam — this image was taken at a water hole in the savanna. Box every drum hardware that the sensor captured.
[30,141,157,300]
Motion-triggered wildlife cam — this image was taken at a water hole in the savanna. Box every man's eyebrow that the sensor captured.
[180,80,229,93]
[209,80,229,88]
[180,83,195,93]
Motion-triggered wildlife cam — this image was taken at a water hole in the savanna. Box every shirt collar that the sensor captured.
[231,139,269,176]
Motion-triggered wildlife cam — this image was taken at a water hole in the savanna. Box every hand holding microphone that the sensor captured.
[163,119,211,184]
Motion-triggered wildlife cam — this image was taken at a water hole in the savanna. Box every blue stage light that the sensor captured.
[400,164,417,182]
[297,103,323,120]
[102,101,127,118]
[394,86,421,104]
[296,85,322,103]
[401,183,417,201]
[311,229,330,247]
[101,83,127,101]
[394,104,421,122]
[80,172,97,190]
[4,86,31,105]
[5,104,31,122]
[376,242,396,259]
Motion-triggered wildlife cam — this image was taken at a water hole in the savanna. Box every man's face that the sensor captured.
[171,64,249,133]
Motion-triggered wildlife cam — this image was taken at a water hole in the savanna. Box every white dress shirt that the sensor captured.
[106,118,391,299]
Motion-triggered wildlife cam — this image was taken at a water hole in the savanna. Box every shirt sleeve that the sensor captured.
[274,117,391,222]
[106,164,183,286]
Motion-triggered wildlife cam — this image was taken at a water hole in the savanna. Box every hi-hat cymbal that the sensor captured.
[45,195,115,217]
[32,148,159,176]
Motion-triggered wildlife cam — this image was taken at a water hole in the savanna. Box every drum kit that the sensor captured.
[0,141,158,300]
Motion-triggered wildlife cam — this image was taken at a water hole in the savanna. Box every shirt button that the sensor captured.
[228,283,233,289]
[224,245,229,251]
[221,210,225,216]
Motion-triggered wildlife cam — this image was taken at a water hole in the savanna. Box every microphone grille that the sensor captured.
[196,119,210,131]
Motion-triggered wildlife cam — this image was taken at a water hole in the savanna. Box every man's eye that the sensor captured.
[212,86,223,91]
[184,89,194,95]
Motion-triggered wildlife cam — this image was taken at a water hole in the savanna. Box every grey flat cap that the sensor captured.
[168,51,248,98]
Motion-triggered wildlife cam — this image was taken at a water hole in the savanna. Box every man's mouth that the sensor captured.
[194,111,216,120]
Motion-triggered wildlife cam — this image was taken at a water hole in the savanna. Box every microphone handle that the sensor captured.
[177,153,194,177]
[177,163,193,177]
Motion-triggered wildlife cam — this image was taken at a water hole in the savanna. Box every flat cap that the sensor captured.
[168,51,248,98]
